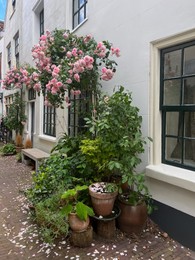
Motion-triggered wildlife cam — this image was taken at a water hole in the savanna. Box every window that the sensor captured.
[43,105,56,137]
[68,89,92,136]
[14,32,19,67]
[7,43,11,69]
[73,0,87,29]
[160,40,195,170]
[40,9,44,36]
[28,88,36,100]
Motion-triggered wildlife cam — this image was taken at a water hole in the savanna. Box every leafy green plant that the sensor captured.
[34,191,69,243]
[85,86,152,207]
[26,153,73,204]
[79,138,113,180]
[52,134,99,182]
[4,92,26,135]
[85,86,146,175]
[2,143,16,155]
[16,152,22,162]
[61,185,94,221]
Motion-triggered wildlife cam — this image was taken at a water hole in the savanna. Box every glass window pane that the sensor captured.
[74,0,78,11]
[164,50,182,78]
[166,112,180,136]
[79,7,84,23]
[184,111,195,138]
[184,139,195,167]
[80,0,85,6]
[165,137,182,163]
[183,77,195,104]
[74,13,78,28]
[183,45,195,75]
[163,79,181,105]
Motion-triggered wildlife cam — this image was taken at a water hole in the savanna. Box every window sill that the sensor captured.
[71,18,88,33]
[38,134,57,143]
[146,164,195,193]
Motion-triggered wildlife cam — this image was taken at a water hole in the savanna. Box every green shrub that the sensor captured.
[2,143,16,155]
[26,153,73,204]
[34,191,69,243]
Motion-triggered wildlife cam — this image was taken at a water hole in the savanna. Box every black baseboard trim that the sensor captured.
[150,200,195,251]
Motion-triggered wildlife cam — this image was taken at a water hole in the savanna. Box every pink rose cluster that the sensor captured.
[32,33,51,73]
[1,67,42,92]
[2,68,31,89]
[2,29,121,107]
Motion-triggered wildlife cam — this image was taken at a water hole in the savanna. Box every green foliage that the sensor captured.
[16,152,22,162]
[26,153,73,204]
[61,185,94,221]
[4,92,26,135]
[79,138,113,179]
[105,183,118,193]
[2,143,16,155]
[85,86,152,207]
[34,191,69,243]
[85,86,146,176]
[52,133,99,182]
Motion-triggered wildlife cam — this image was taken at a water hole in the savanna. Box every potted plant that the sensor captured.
[24,137,32,149]
[117,173,153,235]
[85,86,153,234]
[15,134,24,153]
[89,182,118,217]
[61,185,94,232]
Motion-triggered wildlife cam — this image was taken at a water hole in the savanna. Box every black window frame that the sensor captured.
[43,105,56,137]
[68,89,92,136]
[28,88,36,101]
[160,40,195,171]
[14,32,19,67]
[7,43,11,69]
[72,0,87,29]
[40,9,44,36]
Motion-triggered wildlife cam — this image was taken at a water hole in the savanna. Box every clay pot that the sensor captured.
[117,195,148,235]
[15,146,24,153]
[68,213,90,232]
[89,182,118,217]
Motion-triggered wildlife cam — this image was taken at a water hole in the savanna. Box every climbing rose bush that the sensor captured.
[1,67,38,90]
[31,29,120,107]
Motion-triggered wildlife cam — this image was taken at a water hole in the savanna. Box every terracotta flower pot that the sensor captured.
[117,195,148,235]
[68,213,90,232]
[15,146,24,153]
[89,182,118,217]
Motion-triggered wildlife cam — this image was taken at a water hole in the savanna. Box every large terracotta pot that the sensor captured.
[68,213,90,232]
[117,195,148,235]
[89,182,118,217]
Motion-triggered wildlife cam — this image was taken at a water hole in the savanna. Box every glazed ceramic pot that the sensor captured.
[117,194,148,235]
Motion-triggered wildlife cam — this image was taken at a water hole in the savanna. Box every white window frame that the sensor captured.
[146,28,195,217]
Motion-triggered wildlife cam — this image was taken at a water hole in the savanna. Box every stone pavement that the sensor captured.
[0,154,195,260]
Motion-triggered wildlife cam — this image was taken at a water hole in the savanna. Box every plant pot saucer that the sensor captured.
[92,205,121,222]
